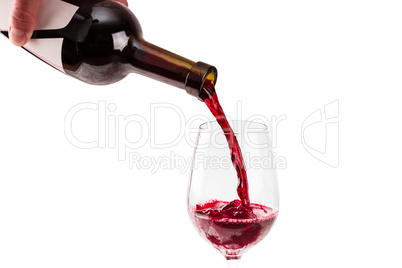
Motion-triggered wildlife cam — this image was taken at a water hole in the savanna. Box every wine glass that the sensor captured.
[187,120,279,268]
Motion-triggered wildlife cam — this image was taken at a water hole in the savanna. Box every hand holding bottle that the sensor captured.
[1,0,217,98]
[9,0,128,46]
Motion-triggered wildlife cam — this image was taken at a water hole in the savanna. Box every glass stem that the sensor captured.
[227,259,240,268]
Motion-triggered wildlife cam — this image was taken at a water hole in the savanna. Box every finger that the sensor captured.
[9,0,43,46]
[115,0,129,6]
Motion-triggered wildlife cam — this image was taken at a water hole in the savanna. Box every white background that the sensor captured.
[1,0,402,267]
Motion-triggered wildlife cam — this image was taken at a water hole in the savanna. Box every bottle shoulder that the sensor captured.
[70,0,142,37]
[61,1,141,84]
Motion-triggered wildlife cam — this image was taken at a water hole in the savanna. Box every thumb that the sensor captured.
[115,0,129,6]
[9,0,43,46]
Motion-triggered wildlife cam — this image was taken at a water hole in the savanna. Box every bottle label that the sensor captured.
[0,0,79,72]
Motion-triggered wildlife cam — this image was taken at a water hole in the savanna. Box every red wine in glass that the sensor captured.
[188,81,279,264]
[189,200,278,260]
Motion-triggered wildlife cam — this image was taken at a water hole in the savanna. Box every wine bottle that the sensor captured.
[0,0,217,99]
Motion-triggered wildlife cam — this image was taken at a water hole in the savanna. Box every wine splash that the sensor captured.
[189,200,278,259]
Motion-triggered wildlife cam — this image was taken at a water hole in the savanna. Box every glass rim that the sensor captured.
[199,120,269,134]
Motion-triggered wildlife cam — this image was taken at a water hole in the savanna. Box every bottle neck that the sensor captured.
[127,37,217,99]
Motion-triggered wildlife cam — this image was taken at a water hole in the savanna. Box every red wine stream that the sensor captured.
[202,80,250,208]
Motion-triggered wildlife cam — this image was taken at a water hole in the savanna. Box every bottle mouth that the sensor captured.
[185,61,218,99]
